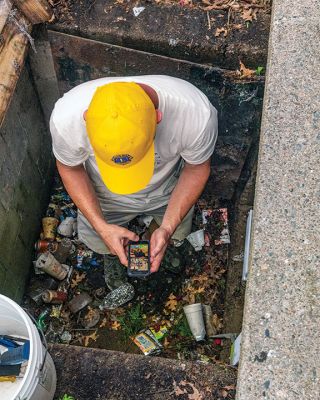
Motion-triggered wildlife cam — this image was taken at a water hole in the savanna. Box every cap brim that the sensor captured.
[94,142,155,195]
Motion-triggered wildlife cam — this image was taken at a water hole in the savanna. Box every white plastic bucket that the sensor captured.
[0,294,56,400]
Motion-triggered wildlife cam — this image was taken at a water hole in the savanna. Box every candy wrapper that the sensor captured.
[132,329,162,356]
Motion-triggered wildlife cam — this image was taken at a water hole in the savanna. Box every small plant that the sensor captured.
[118,303,144,339]
[172,314,192,338]
[255,66,265,76]
[59,395,75,400]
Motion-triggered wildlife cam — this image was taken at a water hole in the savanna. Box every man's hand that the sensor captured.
[150,227,171,273]
[97,223,139,266]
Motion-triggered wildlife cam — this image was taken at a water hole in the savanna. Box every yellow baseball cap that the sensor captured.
[86,82,157,195]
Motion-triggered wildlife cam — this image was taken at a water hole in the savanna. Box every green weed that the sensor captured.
[59,395,75,400]
[172,314,192,338]
[255,66,265,76]
[118,303,145,339]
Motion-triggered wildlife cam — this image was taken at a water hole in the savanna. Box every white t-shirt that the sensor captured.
[50,75,218,214]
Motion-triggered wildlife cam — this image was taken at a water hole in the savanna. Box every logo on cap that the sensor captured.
[112,154,133,165]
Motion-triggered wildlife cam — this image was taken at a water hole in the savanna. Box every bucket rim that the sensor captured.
[0,294,39,399]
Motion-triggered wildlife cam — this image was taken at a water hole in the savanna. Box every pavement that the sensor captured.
[236,1,320,399]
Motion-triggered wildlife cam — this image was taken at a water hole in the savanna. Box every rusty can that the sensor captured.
[53,238,73,264]
[42,217,59,240]
[35,240,58,254]
[68,292,92,314]
[42,290,68,304]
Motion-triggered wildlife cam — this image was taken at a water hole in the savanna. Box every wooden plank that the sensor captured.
[0,9,31,127]
[12,0,52,24]
[0,0,12,33]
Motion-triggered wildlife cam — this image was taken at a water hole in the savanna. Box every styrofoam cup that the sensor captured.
[183,303,206,341]
[186,229,205,251]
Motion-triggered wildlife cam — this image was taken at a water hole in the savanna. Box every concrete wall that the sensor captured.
[0,61,54,301]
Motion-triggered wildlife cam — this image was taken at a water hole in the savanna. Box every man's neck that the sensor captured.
[137,83,159,109]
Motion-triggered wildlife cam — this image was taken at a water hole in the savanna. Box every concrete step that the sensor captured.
[50,343,237,400]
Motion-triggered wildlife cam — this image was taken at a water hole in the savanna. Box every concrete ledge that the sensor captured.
[50,344,237,399]
[237,1,320,399]
[49,0,270,69]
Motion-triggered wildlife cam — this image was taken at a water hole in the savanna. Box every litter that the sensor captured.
[35,239,58,253]
[133,6,145,17]
[99,283,135,310]
[42,290,68,304]
[53,238,74,264]
[132,329,162,355]
[242,209,253,281]
[202,208,231,245]
[186,229,205,251]
[183,303,206,341]
[230,333,241,366]
[68,292,92,314]
[35,252,69,280]
[42,216,59,240]
[202,304,216,337]
[57,216,76,237]
[23,176,232,365]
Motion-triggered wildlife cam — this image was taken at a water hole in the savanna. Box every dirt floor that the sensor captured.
[23,174,236,366]
[51,343,237,400]
[52,0,272,31]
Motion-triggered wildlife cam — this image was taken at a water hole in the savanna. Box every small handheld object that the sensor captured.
[128,240,150,277]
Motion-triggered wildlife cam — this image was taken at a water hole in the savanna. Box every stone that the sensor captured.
[236,1,320,399]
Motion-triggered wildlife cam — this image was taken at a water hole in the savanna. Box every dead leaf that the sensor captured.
[221,389,228,398]
[238,60,255,79]
[241,8,253,22]
[211,313,223,331]
[99,317,108,328]
[163,337,170,348]
[232,23,243,30]
[215,27,228,37]
[83,330,99,347]
[191,274,209,284]
[165,293,178,312]
[71,271,86,288]
[172,380,204,399]
[223,384,236,391]
[111,321,121,331]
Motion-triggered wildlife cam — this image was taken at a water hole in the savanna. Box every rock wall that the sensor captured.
[0,62,54,301]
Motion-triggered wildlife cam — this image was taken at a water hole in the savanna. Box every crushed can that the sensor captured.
[42,290,68,304]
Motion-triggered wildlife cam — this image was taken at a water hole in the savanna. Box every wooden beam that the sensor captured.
[12,0,53,24]
[0,0,12,33]
[0,8,31,127]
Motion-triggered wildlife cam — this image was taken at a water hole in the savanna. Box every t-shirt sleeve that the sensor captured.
[50,110,91,167]
[180,105,218,165]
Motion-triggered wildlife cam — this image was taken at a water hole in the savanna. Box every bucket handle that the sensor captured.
[23,308,48,372]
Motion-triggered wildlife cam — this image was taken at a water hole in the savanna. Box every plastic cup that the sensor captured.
[42,217,59,240]
[57,217,76,237]
[183,303,206,341]
[186,229,205,251]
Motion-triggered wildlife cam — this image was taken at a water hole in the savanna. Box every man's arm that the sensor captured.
[150,159,211,272]
[56,160,138,265]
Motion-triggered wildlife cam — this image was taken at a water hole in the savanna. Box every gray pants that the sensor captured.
[78,205,194,254]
